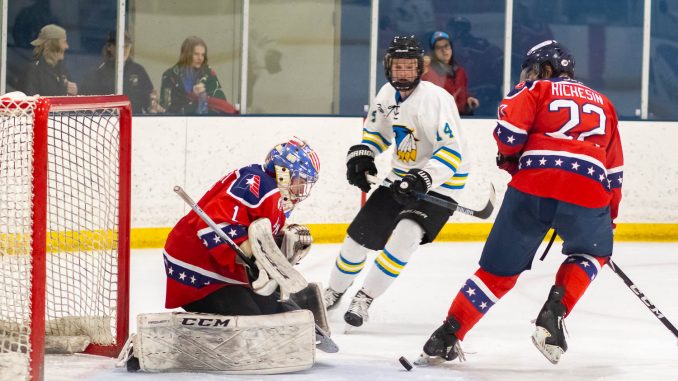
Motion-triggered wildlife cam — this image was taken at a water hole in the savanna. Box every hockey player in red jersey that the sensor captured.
[163,137,320,315]
[120,138,336,374]
[421,40,624,365]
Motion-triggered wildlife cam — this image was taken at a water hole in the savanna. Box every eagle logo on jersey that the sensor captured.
[393,125,418,163]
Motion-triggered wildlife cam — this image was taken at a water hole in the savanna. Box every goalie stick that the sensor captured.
[366,174,496,219]
[173,186,307,299]
[174,186,258,274]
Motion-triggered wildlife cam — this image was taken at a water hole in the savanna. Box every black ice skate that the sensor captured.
[421,316,465,363]
[324,287,345,310]
[532,285,568,364]
[343,289,374,328]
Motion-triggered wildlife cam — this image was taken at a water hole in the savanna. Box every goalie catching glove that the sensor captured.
[281,224,313,265]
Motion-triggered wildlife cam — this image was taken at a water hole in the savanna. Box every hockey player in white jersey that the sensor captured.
[325,35,471,328]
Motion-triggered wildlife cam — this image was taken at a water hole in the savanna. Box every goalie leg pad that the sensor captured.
[290,282,332,336]
[131,310,315,374]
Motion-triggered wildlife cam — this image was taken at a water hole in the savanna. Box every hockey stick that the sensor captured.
[366,174,496,219]
[527,227,677,343]
[174,186,258,273]
[607,259,678,343]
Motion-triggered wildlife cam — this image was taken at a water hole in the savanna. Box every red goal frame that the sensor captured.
[27,95,131,380]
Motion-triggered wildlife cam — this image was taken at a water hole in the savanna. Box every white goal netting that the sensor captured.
[0,95,129,381]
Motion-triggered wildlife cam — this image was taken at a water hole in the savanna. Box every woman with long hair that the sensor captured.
[160,36,236,115]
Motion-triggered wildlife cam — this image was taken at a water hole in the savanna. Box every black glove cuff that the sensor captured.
[347,144,374,162]
[496,153,519,166]
[409,169,432,191]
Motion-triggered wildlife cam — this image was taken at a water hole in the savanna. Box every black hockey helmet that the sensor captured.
[520,40,575,80]
[384,35,425,91]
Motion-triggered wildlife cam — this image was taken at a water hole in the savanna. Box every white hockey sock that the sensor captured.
[328,235,371,293]
[362,219,424,299]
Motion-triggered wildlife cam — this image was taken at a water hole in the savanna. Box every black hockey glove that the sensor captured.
[391,169,432,205]
[496,152,520,175]
[346,144,377,193]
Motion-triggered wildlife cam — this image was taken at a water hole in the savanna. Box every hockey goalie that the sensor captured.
[118,138,335,374]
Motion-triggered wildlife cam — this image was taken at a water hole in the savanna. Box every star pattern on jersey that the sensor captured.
[564,255,600,281]
[518,154,623,190]
[164,253,227,289]
[198,223,247,250]
[461,278,495,314]
[494,122,527,147]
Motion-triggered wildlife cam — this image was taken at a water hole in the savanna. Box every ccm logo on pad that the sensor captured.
[181,318,231,327]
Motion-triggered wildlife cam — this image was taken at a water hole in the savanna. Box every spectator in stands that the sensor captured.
[81,31,164,114]
[12,0,59,48]
[160,36,237,115]
[447,16,504,116]
[23,24,77,96]
[421,31,479,116]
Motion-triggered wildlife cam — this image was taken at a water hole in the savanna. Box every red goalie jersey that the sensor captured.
[494,77,623,221]
[163,165,286,308]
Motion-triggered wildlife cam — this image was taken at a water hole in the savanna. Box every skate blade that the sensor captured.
[531,327,564,364]
[413,353,447,367]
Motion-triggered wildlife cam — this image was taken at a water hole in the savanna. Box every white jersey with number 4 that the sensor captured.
[361,81,471,198]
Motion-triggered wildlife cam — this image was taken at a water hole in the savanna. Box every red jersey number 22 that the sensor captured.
[546,99,606,141]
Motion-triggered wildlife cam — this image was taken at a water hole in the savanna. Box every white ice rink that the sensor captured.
[45,242,678,381]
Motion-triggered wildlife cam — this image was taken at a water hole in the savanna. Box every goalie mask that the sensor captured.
[384,35,425,91]
[520,40,575,81]
[264,137,320,212]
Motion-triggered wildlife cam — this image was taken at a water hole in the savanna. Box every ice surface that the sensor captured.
[44,242,678,380]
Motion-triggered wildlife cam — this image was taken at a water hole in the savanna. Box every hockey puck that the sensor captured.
[399,356,413,371]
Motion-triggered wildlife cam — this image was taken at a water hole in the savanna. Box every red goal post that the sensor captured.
[0,95,131,381]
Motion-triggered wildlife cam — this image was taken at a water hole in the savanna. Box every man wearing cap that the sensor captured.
[23,24,78,96]
[81,32,163,114]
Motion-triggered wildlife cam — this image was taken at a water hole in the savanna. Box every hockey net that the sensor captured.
[0,95,131,381]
